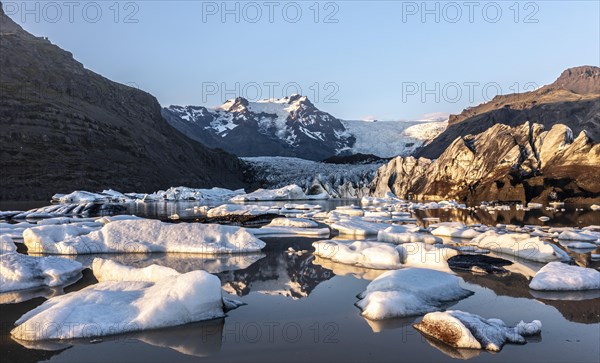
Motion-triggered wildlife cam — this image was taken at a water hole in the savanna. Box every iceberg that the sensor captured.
[0,253,83,292]
[206,204,278,218]
[431,225,481,239]
[92,258,180,282]
[467,230,562,263]
[11,270,224,341]
[529,262,600,291]
[558,229,599,242]
[329,217,391,237]
[312,240,401,269]
[377,225,441,244]
[355,268,473,320]
[24,219,266,255]
[414,310,541,351]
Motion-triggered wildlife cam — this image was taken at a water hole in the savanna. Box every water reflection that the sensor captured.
[14,318,225,358]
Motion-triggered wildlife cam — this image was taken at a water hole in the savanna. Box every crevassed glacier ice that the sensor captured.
[231,184,328,202]
[11,270,224,341]
[414,310,541,351]
[355,268,473,320]
[24,219,265,255]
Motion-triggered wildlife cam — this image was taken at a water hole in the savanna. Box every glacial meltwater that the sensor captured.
[1,200,598,363]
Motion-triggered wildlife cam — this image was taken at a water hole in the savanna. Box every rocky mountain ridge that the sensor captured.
[371,122,600,203]
[0,7,245,200]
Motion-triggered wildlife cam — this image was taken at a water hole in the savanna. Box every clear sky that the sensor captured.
[6,0,600,120]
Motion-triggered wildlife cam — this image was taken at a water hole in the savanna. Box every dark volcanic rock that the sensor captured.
[419,66,600,159]
[0,7,245,200]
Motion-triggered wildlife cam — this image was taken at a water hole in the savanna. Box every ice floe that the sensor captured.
[430,224,481,239]
[265,217,318,228]
[92,258,180,282]
[1,235,17,254]
[467,230,563,263]
[0,253,83,292]
[206,204,278,218]
[329,217,391,237]
[11,270,224,340]
[312,240,401,269]
[355,268,473,320]
[414,310,541,351]
[24,219,266,255]
[377,225,442,244]
[231,184,328,202]
[529,262,600,291]
[557,229,599,242]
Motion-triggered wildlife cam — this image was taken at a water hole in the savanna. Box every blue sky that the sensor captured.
[7,0,600,120]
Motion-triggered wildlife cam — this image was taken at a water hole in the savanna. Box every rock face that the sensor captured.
[371,122,600,203]
[0,7,245,200]
[418,66,600,159]
[162,95,355,161]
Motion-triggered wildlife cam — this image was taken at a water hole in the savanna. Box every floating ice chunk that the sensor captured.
[529,262,600,291]
[528,203,543,209]
[250,226,330,238]
[397,243,458,270]
[24,219,265,255]
[23,224,99,247]
[0,222,36,238]
[312,240,401,269]
[467,230,561,263]
[92,258,180,282]
[564,242,598,249]
[283,203,322,210]
[331,206,364,217]
[231,184,328,202]
[538,216,550,222]
[414,310,541,352]
[590,204,600,211]
[12,270,224,341]
[146,186,244,201]
[266,217,318,228]
[206,204,278,218]
[558,229,599,242]
[431,225,481,239]
[95,215,143,224]
[1,235,17,254]
[0,253,83,292]
[355,268,473,320]
[378,226,441,244]
[330,217,391,237]
[52,190,117,203]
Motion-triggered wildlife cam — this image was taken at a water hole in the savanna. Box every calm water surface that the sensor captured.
[1,200,599,362]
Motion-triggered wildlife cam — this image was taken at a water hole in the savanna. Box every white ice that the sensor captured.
[0,253,83,292]
[355,268,473,320]
[92,258,180,282]
[431,225,481,239]
[1,235,17,254]
[378,225,442,244]
[24,219,265,255]
[11,270,224,341]
[206,204,278,218]
[467,230,562,263]
[312,240,401,269]
[558,229,599,242]
[231,184,328,202]
[414,310,541,351]
[329,217,391,237]
[529,262,600,291]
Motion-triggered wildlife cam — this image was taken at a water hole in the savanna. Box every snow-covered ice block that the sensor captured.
[1,235,17,254]
[378,226,441,244]
[250,226,330,238]
[231,184,328,202]
[397,243,458,270]
[95,215,143,224]
[266,217,318,228]
[23,224,100,247]
[563,242,598,249]
[467,230,561,263]
[355,268,473,320]
[24,219,266,255]
[330,217,391,237]
[206,204,278,218]
[414,310,541,351]
[529,262,600,291]
[11,270,224,341]
[313,240,401,269]
[92,258,180,282]
[558,229,599,242]
[0,253,83,292]
[431,225,481,239]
